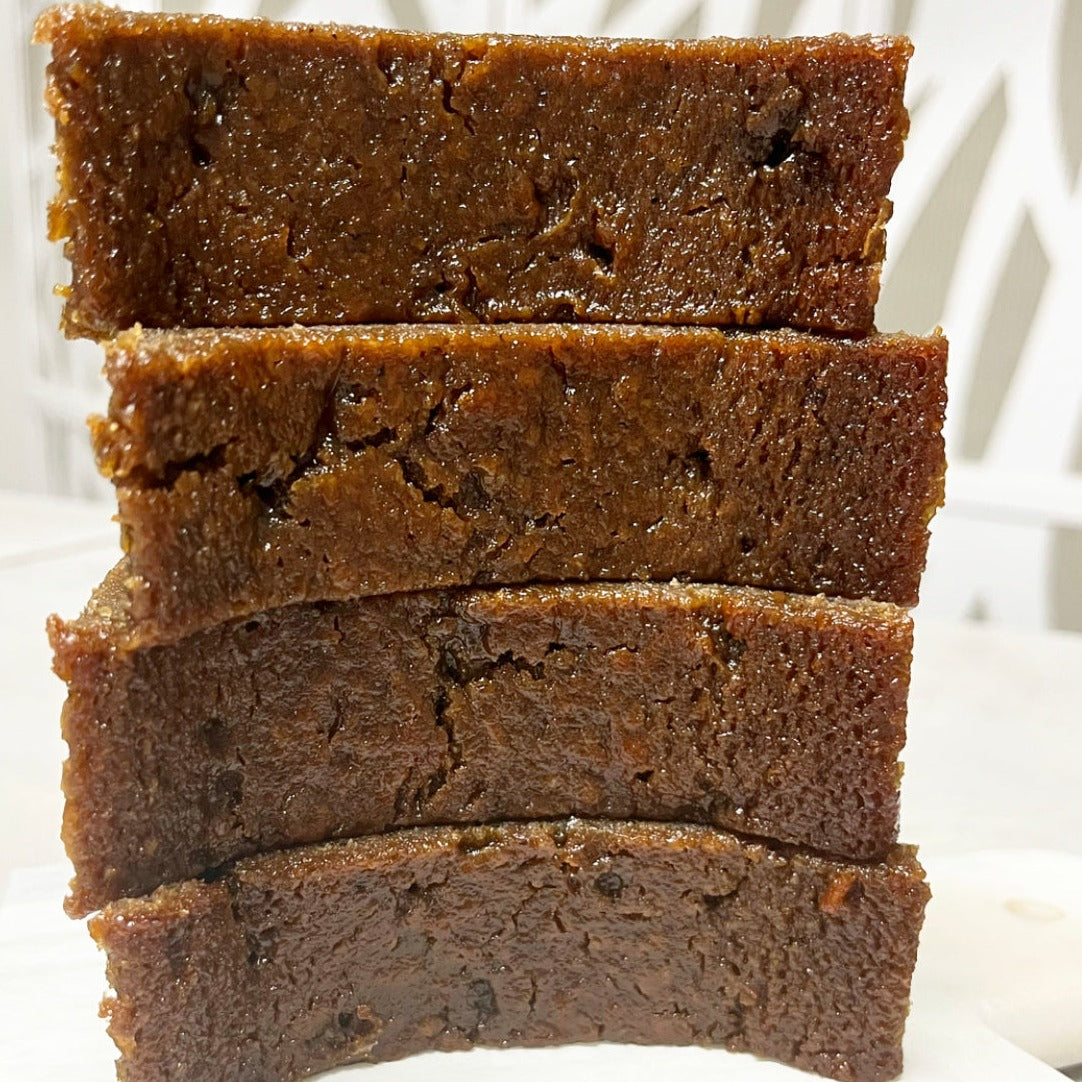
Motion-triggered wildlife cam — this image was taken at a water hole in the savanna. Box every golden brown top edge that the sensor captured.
[462,580,912,633]
[106,324,945,358]
[104,326,947,406]
[47,561,132,667]
[35,2,911,60]
[91,827,925,924]
[54,561,909,658]
[191,820,928,900]
[92,819,925,922]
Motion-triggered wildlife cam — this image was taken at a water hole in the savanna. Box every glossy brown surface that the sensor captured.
[52,572,911,915]
[93,324,947,646]
[38,5,910,338]
[91,820,928,1082]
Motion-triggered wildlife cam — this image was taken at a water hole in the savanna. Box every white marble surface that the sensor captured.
[1,491,1080,1079]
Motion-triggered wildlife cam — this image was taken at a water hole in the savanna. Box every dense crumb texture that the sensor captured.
[52,574,911,914]
[90,821,929,1082]
[38,4,910,337]
[91,325,947,644]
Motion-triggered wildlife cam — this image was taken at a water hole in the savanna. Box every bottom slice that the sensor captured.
[92,819,928,1082]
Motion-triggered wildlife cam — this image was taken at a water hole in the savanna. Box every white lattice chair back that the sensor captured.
[3,0,1080,629]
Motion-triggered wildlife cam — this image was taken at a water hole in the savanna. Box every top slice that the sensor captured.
[38,5,911,338]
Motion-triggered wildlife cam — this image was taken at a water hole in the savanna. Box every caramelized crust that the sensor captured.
[91,820,929,1082]
[92,324,946,645]
[38,5,910,337]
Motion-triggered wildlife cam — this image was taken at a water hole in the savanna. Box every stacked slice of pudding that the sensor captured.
[39,7,946,1082]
